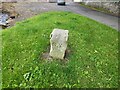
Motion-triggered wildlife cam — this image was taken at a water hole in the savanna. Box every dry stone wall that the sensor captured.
[1,0,48,2]
[83,1,119,16]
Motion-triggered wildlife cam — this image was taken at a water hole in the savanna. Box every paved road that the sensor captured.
[15,1,119,30]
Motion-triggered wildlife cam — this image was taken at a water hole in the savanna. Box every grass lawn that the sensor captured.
[1,11,119,88]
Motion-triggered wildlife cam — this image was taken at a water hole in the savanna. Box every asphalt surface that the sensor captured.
[15,1,119,30]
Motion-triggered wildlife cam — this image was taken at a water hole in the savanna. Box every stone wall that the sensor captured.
[1,0,17,2]
[1,0,48,2]
[83,1,119,16]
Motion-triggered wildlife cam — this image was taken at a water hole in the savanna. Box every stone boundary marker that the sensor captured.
[50,28,69,59]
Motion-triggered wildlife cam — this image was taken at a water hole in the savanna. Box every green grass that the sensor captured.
[1,11,119,88]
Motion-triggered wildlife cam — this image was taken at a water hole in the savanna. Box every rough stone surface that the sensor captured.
[48,0,57,3]
[83,1,119,16]
[49,28,69,59]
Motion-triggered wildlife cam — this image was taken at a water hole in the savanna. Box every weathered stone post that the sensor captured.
[49,28,69,59]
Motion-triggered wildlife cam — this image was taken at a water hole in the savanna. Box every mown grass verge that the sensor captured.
[1,11,119,88]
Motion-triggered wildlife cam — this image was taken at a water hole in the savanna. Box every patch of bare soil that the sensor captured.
[2,2,17,16]
[41,47,71,62]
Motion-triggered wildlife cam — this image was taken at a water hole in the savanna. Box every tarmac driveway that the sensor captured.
[14,1,119,30]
